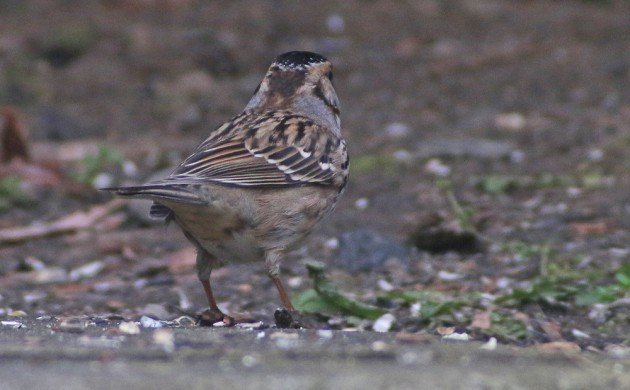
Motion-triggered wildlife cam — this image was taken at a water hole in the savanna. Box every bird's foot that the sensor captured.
[198,308,236,327]
[274,308,305,329]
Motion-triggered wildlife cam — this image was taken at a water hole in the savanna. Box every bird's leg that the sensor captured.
[271,275,295,311]
[196,249,235,326]
[266,252,303,328]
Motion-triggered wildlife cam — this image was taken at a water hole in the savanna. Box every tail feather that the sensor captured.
[101,184,207,205]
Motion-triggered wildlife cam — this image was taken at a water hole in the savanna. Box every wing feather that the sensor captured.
[170,110,348,188]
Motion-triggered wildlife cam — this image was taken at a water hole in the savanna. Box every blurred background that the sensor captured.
[0,1,628,345]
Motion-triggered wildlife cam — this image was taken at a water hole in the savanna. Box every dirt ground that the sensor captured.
[0,0,628,379]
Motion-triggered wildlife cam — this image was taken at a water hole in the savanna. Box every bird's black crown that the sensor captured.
[273,51,328,69]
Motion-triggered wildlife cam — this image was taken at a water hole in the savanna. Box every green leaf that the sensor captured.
[297,261,386,320]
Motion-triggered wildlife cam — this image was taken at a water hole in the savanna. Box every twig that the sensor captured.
[0,199,125,244]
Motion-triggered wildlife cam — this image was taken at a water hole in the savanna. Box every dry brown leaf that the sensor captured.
[0,199,125,244]
[536,341,581,354]
[570,222,607,235]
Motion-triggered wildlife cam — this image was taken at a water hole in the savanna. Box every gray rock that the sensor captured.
[335,229,410,272]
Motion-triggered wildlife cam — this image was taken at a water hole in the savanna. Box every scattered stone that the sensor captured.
[373,313,396,332]
[441,332,469,341]
[140,316,163,328]
[1,321,25,329]
[8,310,27,317]
[34,267,68,284]
[480,337,498,350]
[335,229,410,272]
[409,302,421,318]
[377,279,394,292]
[326,14,345,33]
[495,112,526,131]
[58,318,88,333]
[437,271,465,281]
[69,261,104,281]
[424,158,451,177]
[236,322,264,330]
[571,329,591,339]
[119,321,140,335]
[384,122,410,138]
[317,329,334,339]
[354,198,369,210]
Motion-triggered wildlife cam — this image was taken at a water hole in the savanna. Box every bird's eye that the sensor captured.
[326,71,333,81]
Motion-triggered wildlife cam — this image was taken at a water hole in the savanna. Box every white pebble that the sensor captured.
[377,279,394,292]
[92,173,114,189]
[480,337,497,350]
[424,158,451,177]
[442,332,469,341]
[571,329,591,339]
[437,270,464,281]
[140,316,163,328]
[495,112,526,131]
[372,313,396,332]
[324,237,339,250]
[326,14,345,33]
[392,149,413,162]
[354,198,369,210]
[384,122,410,138]
[69,261,104,281]
[119,321,140,335]
[317,329,334,339]
[587,149,603,161]
[410,302,421,317]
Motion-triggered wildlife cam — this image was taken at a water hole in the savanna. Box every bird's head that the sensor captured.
[245,51,340,132]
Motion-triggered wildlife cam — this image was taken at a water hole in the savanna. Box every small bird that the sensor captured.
[104,51,348,325]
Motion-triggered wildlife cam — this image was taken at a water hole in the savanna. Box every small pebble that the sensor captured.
[140,315,163,328]
[437,271,464,281]
[480,337,497,350]
[377,279,394,292]
[424,158,451,177]
[495,112,526,131]
[571,329,591,339]
[384,122,410,138]
[69,261,104,281]
[1,321,25,329]
[354,198,369,210]
[442,332,469,341]
[410,302,421,317]
[119,321,140,335]
[373,313,396,332]
[317,329,333,339]
[326,14,345,33]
